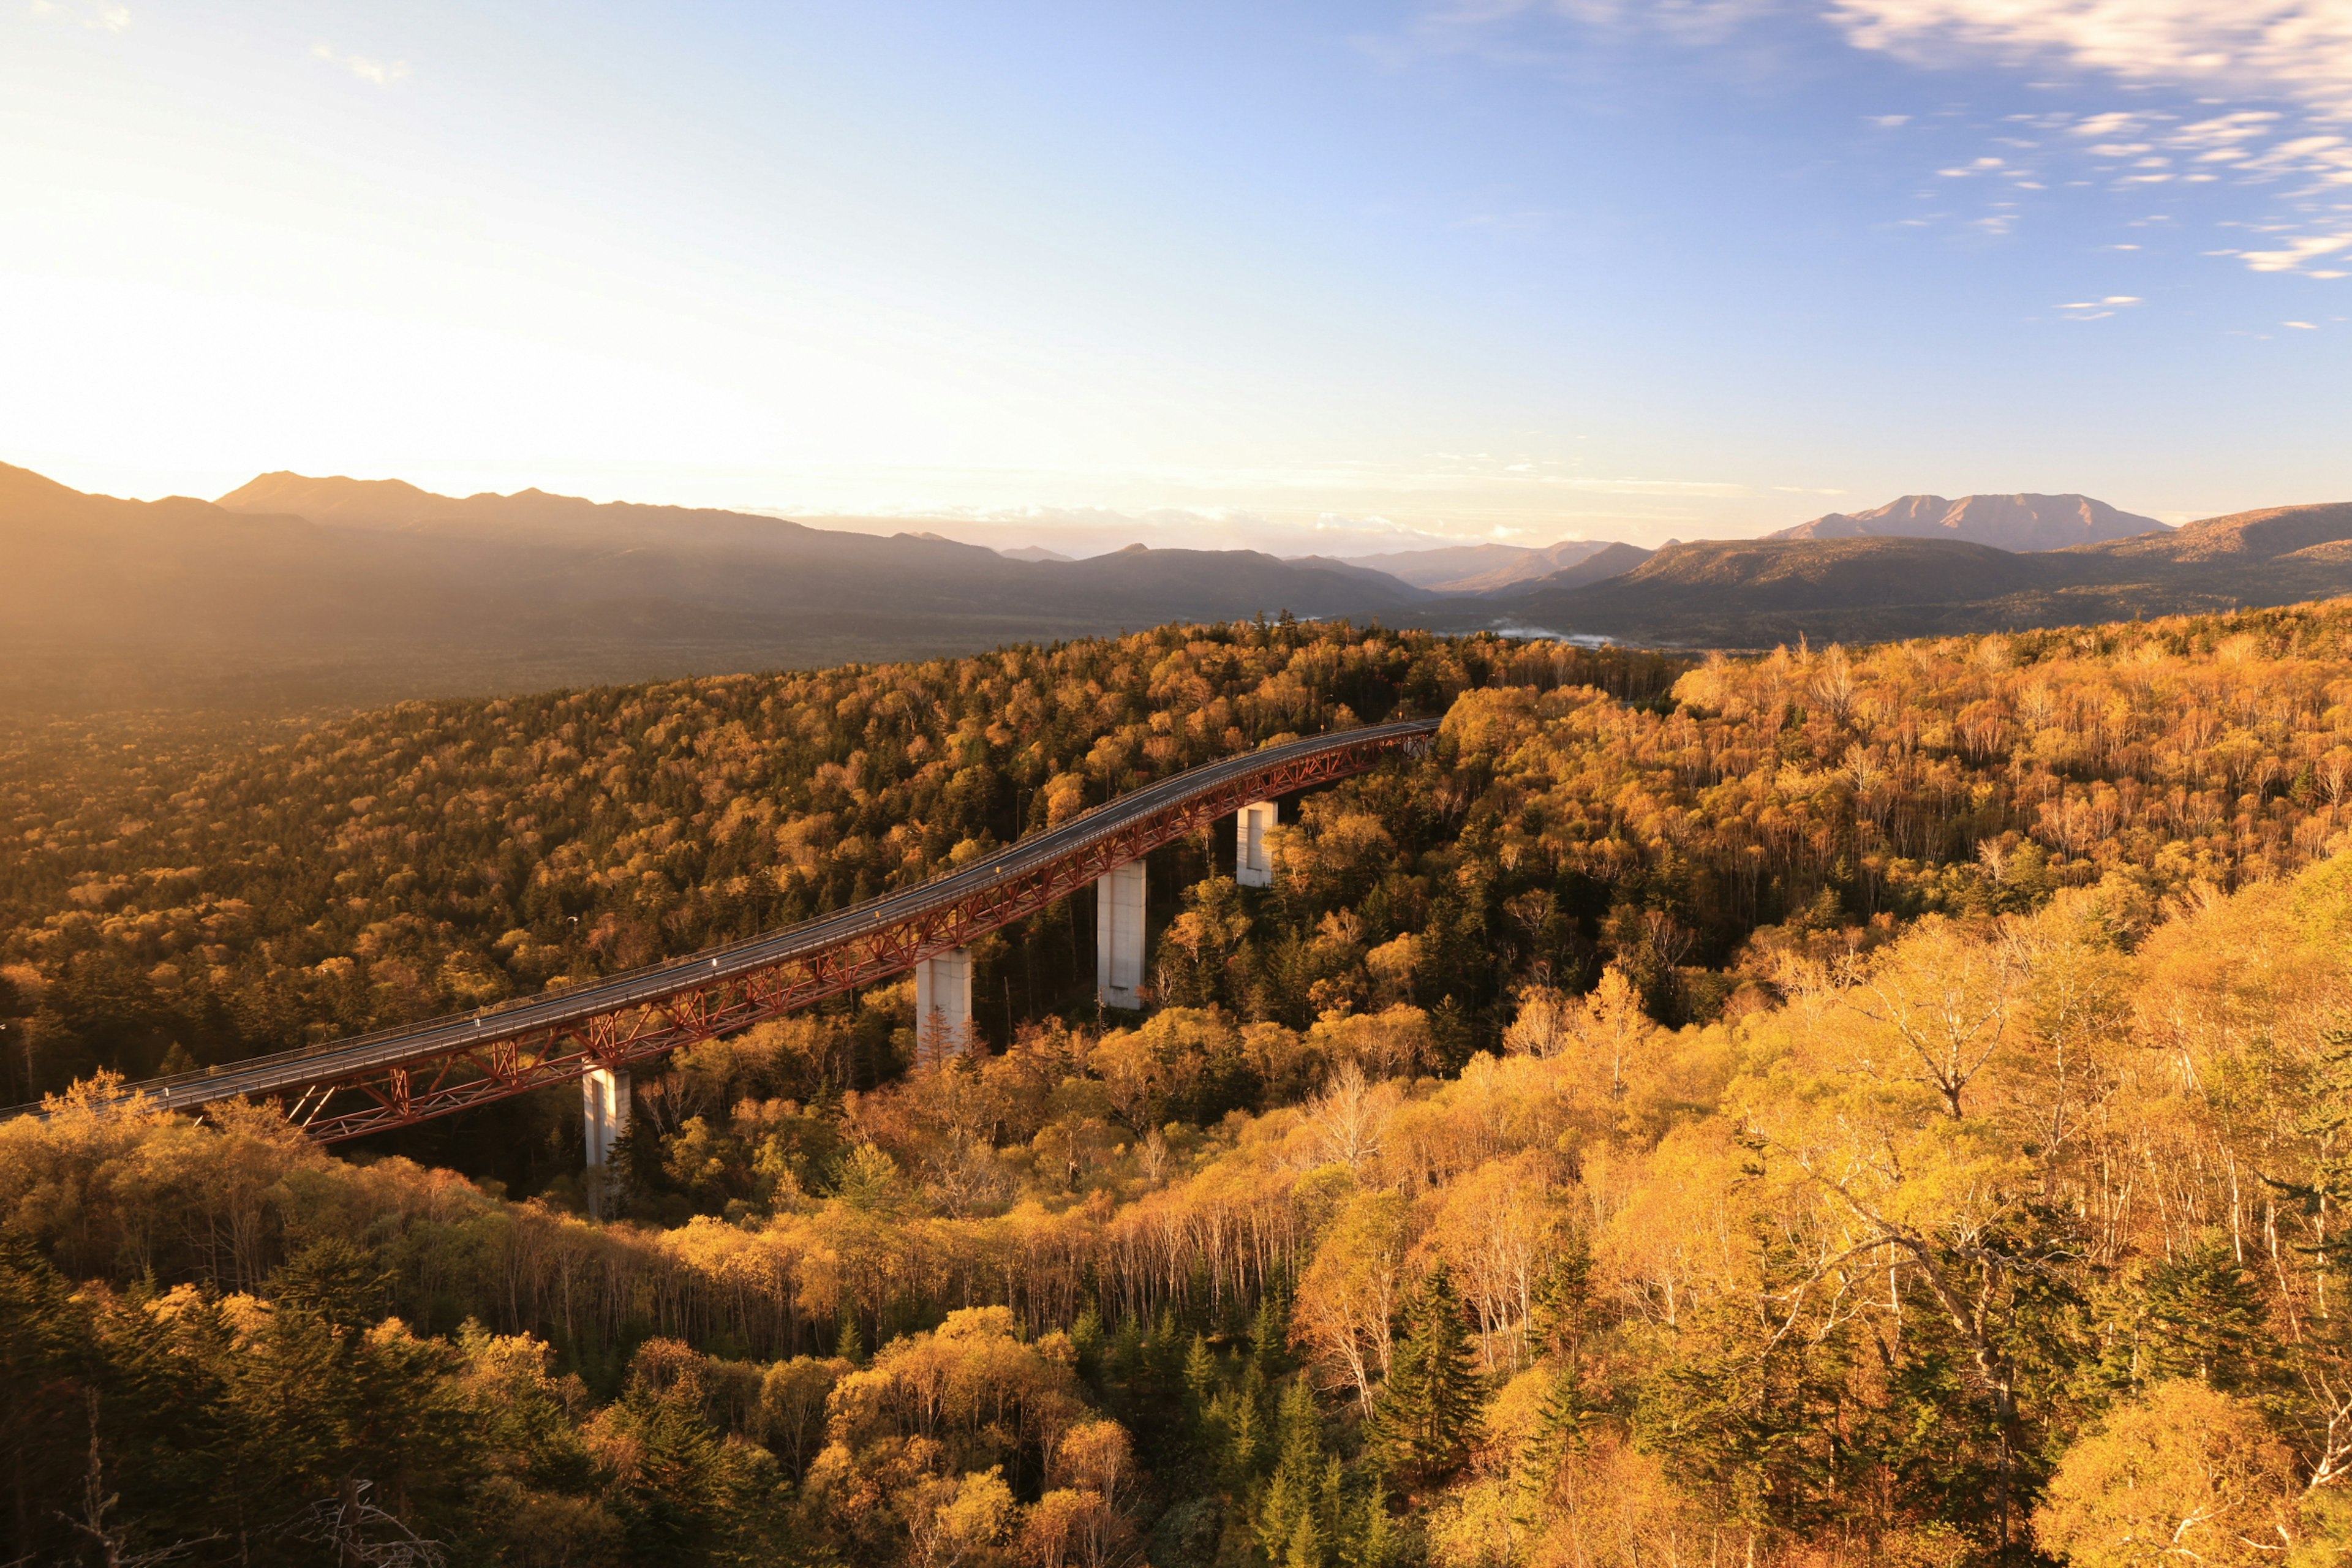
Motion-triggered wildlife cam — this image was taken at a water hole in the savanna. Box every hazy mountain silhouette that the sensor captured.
[1434,500,2352,647]
[16,462,2349,708]
[1768,492,2164,551]
[1506,541,1654,594]
[4,464,1430,712]
[1340,537,1626,593]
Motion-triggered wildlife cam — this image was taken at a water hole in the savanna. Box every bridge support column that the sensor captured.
[915,946,974,1065]
[1096,861,1147,1009]
[1235,801,1278,888]
[583,1066,630,1219]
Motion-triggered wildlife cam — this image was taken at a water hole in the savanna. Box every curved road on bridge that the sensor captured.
[38,716,1440,1139]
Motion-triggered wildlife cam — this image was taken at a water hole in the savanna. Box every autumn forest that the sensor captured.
[8,607,2352,1567]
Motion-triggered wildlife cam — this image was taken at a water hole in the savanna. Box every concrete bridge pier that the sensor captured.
[915,946,974,1062]
[583,1066,630,1218]
[1096,861,1147,1009]
[1235,801,1278,888]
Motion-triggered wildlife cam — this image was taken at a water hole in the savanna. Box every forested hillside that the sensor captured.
[7,770,2352,1565]
[7,608,2350,1113]
[7,606,2352,1565]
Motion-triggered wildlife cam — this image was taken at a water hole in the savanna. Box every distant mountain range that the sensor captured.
[1338,538,1627,594]
[2,465,1430,710]
[7,463,2349,711]
[1420,500,2352,648]
[1765,492,2165,551]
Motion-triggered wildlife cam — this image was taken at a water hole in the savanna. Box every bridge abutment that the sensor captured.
[583,1066,630,1218]
[915,946,974,1063]
[1096,861,1146,1009]
[1235,801,1277,888]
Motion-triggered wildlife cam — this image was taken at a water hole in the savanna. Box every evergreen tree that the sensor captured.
[1250,1292,1292,1384]
[1219,1384,1266,1490]
[1255,1379,1329,1564]
[1284,1506,1324,1568]
[1366,1264,1482,1491]
[1072,1300,1107,1385]
[2100,1235,2274,1394]
[1527,1231,1596,1360]
[1520,1357,1596,1499]
[1341,1492,1396,1568]
[1184,1333,1219,1409]
[268,1237,391,1327]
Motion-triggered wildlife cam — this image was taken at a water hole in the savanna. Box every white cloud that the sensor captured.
[312,42,409,85]
[2056,293,2144,316]
[2286,317,2320,325]
[28,0,129,32]
[2239,230,2352,268]
[1826,1,2352,115]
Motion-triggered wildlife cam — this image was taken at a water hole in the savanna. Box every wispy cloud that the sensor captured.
[1406,0,2352,109]
[28,0,129,33]
[1826,1,2352,115]
[312,42,409,86]
[2056,293,2144,318]
[1400,1,2352,278]
[2228,230,2352,270]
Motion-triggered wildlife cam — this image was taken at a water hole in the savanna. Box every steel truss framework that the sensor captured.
[75,721,1436,1143]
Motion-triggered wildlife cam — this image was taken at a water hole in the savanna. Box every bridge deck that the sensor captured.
[37,717,1438,1139]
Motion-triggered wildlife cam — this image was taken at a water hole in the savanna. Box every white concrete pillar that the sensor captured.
[1235,801,1278,888]
[583,1066,630,1218]
[915,946,974,1063]
[1096,861,1147,1009]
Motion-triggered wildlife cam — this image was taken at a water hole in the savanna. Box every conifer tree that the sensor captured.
[1071,1301,1106,1385]
[1255,1379,1329,1563]
[1221,1385,1265,1489]
[1342,1491,1396,1568]
[1183,1333,1220,1431]
[1527,1231,1595,1361]
[1366,1264,1482,1491]
[1250,1292,1291,1384]
[1284,1507,1323,1568]
[1517,1357,1596,1534]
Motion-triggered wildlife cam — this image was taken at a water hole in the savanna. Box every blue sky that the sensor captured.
[3,0,2348,552]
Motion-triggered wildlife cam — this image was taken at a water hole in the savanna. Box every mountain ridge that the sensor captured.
[1337,537,1624,592]
[1433,500,2352,647]
[1769,491,2165,551]
[3,464,1430,711]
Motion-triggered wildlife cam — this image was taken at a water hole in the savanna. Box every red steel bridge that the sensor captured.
[56,718,1439,1143]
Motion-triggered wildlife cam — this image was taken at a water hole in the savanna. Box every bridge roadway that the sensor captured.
[52,717,1440,1142]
